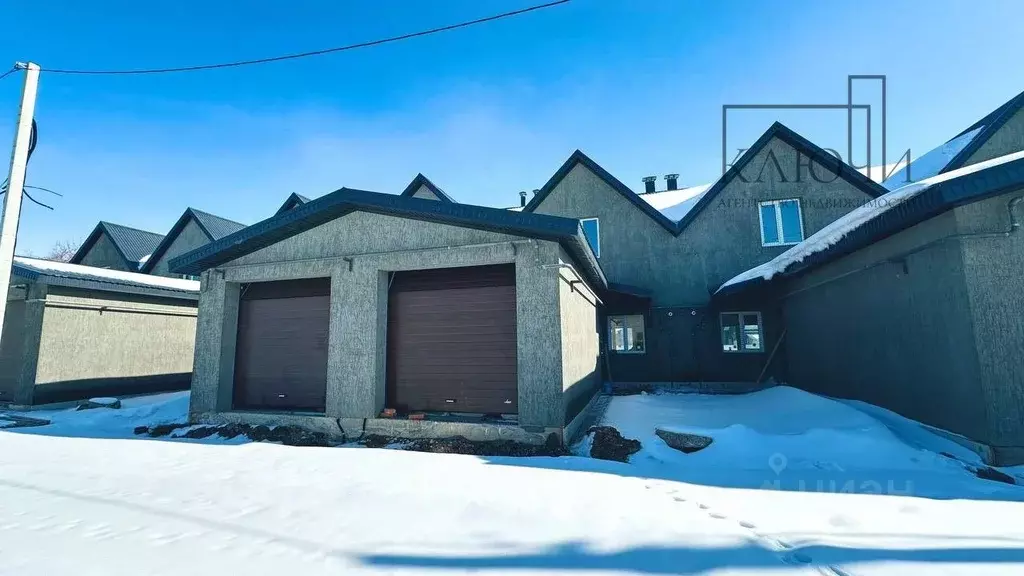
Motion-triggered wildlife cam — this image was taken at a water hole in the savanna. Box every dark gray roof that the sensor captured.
[190,208,246,240]
[70,221,165,268]
[140,208,247,274]
[523,123,887,235]
[168,187,606,288]
[943,88,1024,173]
[274,193,313,215]
[400,174,456,202]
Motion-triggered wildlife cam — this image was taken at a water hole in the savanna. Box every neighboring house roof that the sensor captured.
[717,149,1024,296]
[69,221,164,269]
[168,188,606,288]
[400,173,456,202]
[274,192,312,216]
[13,256,199,300]
[882,88,1024,190]
[140,208,247,273]
[524,123,888,236]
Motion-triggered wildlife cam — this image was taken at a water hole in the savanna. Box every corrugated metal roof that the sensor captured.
[101,222,164,264]
[69,221,165,268]
[190,209,246,240]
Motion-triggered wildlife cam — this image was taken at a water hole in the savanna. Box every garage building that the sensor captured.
[170,188,606,444]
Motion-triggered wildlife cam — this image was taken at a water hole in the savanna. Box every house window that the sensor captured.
[759,199,804,246]
[721,312,763,352]
[581,217,600,258]
[180,274,200,281]
[608,314,644,353]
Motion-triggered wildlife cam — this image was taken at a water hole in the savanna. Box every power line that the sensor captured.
[35,0,571,76]
[0,66,18,82]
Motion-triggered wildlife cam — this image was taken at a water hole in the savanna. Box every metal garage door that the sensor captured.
[233,278,330,412]
[387,264,517,415]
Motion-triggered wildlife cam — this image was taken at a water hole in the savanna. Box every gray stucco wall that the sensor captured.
[965,108,1024,166]
[532,137,874,382]
[33,288,197,397]
[556,247,600,425]
[191,211,582,431]
[781,210,988,442]
[955,190,1024,449]
[410,184,442,201]
[150,219,211,277]
[78,233,132,271]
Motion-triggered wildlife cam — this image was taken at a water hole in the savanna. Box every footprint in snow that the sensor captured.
[698,503,709,510]
[672,496,686,502]
[738,521,756,529]
[709,513,727,520]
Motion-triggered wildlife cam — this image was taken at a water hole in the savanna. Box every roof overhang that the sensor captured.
[169,187,607,289]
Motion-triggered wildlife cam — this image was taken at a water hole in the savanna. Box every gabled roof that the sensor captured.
[943,88,1024,173]
[70,221,164,269]
[139,208,247,273]
[400,173,456,203]
[168,188,606,289]
[524,123,888,237]
[882,88,1024,189]
[274,192,312,216]
[14,256,199,301]
[674,122,889,231]
[717,149,1024,296]
[524,149,679,234]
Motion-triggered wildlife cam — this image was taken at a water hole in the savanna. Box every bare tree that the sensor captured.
[46,239,79,262]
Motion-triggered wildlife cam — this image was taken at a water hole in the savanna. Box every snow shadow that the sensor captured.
[359,540,1024,574]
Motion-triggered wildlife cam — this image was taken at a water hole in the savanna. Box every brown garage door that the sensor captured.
[387,264,517,415]
[233,278,330,412]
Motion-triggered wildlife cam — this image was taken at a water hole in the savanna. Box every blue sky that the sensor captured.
[2,0,1023,256]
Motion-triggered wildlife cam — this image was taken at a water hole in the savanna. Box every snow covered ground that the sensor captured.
[3,388,1024,575]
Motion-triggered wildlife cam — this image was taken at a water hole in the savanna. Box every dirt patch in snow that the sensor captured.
[136,423,331,447]
[587,426,641,462]
[361,433,567,457]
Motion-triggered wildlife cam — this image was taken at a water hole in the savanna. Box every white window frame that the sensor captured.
[608,314,645,354]
[758,199,805,247]
[580,217,601,258]
[720,311,764,353]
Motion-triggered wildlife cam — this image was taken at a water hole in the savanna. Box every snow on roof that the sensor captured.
[718,148,1024,292]
[881,126,985,191]
[640,184,711,222]
[13,257,199,293]
[857,161,910,184]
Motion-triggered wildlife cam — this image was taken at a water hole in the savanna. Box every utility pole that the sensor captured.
[0,63,40,350]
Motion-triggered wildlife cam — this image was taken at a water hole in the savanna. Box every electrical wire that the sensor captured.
[0,66,18,82]
[36,0,571,76]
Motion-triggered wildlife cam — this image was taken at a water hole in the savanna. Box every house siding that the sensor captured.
[965,107,1024,166]
[191,211,589,433]
[955,190,1024,450]
[780,210,989,442]
[531,137,875,383]
[149,219,211,277]
[78,232,133,271]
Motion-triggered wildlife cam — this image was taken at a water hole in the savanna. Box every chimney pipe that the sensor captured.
[519,190,527,207]
[665,174,679,191]
[642,176,657,194]
[532,188,540,196]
